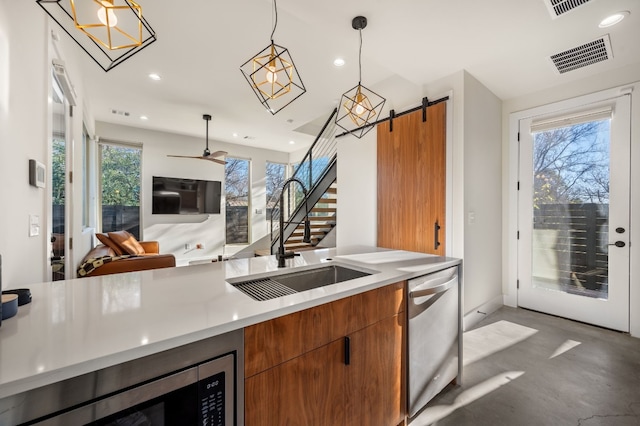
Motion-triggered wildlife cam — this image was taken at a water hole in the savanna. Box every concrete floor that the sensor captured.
[413,307,640,426]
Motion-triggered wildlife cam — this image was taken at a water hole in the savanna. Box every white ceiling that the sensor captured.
[73,0,640,153]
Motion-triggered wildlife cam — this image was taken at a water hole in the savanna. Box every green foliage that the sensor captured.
[51,139,66,205]
[101,145,141,206]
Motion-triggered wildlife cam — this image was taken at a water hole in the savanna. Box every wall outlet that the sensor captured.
[185,243,192,250]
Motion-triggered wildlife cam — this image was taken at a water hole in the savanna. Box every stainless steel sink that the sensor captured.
[230,265,373,301]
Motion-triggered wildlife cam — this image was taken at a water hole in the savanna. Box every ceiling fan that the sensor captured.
[167,114,227,165]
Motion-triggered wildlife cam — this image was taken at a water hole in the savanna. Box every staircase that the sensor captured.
[251,108,339,257]
[283,183,337,252]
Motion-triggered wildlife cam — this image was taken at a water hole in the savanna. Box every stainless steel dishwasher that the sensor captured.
[407,265,461,419]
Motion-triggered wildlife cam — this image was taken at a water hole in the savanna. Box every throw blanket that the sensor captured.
[77,255,133,278]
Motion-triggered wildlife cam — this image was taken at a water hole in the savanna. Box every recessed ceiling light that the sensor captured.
[289,140,295,145]
[232,133,238,138]
[148,73,162,81]
[599,11,629,28]
[333,58,345,67]
[140,115,148,120]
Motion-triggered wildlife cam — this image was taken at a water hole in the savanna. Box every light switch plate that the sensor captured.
[29,214,40,237]
[468,211,476,225]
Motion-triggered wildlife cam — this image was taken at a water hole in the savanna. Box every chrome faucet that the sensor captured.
[277,177,312,268]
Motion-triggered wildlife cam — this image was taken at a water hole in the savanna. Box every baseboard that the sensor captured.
[463,295,504,331]
[503,293,517,308]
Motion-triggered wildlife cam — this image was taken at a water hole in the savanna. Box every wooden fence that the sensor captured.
[534,203,608,292]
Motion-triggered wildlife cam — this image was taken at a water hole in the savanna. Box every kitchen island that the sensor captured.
[0,246,460,424]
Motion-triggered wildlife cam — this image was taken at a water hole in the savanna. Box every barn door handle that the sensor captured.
[434,221,441,250]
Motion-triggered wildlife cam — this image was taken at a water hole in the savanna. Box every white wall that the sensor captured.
[336,130,377,248]
[501,63,640,336]
[0,1,49,286]
[462,72,503,316]
[94,122,288,263]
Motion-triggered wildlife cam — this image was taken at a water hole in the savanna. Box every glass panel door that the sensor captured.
[50,76,67,281]
[518,95,631,331]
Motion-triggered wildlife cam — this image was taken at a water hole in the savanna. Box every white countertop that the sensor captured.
[0,246,460,399]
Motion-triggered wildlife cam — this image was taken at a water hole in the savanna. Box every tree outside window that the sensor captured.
[266,162,287,231]
[225,158,250,244]
[100,143,142,239]
[533,120,609,207]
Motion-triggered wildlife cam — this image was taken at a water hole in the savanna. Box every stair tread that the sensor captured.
[285,243,316,250]
[292,230,326,236]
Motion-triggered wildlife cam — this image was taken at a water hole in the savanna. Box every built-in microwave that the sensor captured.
[0,329,244,426]
[35,353,235,425]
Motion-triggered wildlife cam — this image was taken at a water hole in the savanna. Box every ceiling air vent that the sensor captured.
[544,0,592,18]
[550,35,612,74]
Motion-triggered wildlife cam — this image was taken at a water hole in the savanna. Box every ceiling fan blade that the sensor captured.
[210,150,228,158]
[167,154,204,159]
[202,157,227,165]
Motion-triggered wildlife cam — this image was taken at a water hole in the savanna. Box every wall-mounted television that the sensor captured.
[152,176,221,214]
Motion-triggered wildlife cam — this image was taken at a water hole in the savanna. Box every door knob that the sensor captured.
[616,227,625,234]
[609,241,625,248]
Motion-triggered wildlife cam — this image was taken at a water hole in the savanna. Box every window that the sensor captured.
[99,142,142,239]
[266,161,287,232]
[225,157,250,244]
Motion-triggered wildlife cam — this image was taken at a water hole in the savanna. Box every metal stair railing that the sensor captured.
[270,108,338,253]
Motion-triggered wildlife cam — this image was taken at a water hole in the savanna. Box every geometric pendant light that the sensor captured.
[240,0,306,115]
[36,0,157,72]
[335,16,386,139]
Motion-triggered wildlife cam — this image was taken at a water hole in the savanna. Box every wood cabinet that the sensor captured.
[377,102,447,255]
[244,282,406,426]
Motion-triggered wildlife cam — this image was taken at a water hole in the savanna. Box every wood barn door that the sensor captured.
[377,102,446,255]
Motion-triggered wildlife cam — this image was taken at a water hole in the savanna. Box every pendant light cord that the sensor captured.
[270,0,278,43]
[358,28,363,85]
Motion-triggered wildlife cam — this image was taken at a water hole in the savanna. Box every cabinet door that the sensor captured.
[346,314,405,426]
[377,102,446,255]
[245,339,346,426]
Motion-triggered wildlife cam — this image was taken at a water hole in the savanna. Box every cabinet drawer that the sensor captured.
[245,281,405,377]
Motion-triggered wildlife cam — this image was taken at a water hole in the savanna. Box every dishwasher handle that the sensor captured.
[409,274,457,299]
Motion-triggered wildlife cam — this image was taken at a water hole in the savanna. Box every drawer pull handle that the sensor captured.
[344,336,351,366]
